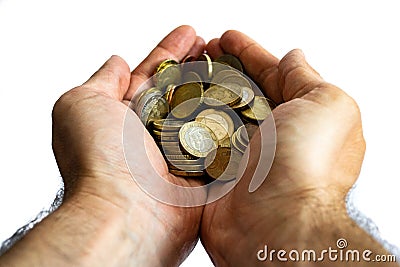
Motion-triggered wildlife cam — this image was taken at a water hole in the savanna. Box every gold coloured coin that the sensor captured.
[179,121,218,158]
[165,154,195,160]
[183,71,203,85]
[203,83,242,107]
[152,119,183,131]
[155,64,181,89]
[170,83,204,119]
[195,109,234,140]
[211,70,241,84]
[231,130,246,154]
[231,86,255,109]
[219,74,252,89]
[168,165,204,172]
[156,59,178,73]
[169,169,205,177]
[197,54,213,80]
[241,96,272,122]
[205,147,242,181]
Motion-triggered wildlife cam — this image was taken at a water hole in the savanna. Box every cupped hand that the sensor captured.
[52,25,206,266]
[201,31,367,265]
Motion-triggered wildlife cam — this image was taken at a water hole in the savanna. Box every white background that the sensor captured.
[0,0,399,266]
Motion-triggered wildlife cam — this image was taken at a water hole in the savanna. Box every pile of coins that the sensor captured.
[133,54,276,181]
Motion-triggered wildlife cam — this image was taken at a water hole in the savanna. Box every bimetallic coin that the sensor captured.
[231,86,255,109]
[170,83,204,119]
[179,122,218,158]
[241,96,272,122]
[197,54,213,81]
[169,169,205,177]
[138,91,168,126]
[215,54,244,72]
[203,83,242,107]
[205,147,242,181]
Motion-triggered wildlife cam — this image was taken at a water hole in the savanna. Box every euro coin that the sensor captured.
[170,83,204,119]
[155,64,181,90]
[203,83,242,107]
[195,109,234,141]
[205,147,242,181]
[241,96,272,122]
[179,121,218,158]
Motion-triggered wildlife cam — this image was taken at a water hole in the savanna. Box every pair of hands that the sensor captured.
[51,25,368,266]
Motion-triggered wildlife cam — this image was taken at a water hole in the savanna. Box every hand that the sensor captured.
[201,31,392,266]
[51,26,205,266]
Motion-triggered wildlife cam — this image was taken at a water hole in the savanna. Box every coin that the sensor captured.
[241,96,272,122]
[211,69,241,84]
[231,130,246,154]
[152,119,183,131]
[205,147,242,181]
[170,83,204,119]
[152,130,178,137]
[182,55,195,63]
[203,83,242,107]
[155,64,181,90]
[164,154,196,160]
[219,74,252,89]
[197,54,213,80]
[168,164,204,171]
[156,59,179,73]
[183,71,203,85]
[137,90,168,126]
[179,121,218,158]
[231,86,255,110]
[215,54,244,72]
[169,169,205,177]
[195,109,234,141]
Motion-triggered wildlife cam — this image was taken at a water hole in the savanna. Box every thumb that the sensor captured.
[278,49,325,101]
[82,55,131,100]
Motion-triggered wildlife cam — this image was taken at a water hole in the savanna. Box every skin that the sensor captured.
[0,26,397,266]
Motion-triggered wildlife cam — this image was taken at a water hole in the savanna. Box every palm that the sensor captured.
[200,30,365,263]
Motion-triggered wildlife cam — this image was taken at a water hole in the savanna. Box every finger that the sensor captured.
[278,49,324,101]
[186,36,206,58]
[82,55,131,100]
[219,30,282,103]
[205,38,224,60]
[125,25,198,100]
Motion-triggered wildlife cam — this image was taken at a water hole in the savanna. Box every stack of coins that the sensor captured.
[133,54,276,181]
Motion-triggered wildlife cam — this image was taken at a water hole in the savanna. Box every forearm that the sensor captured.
[0,193,162,267]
